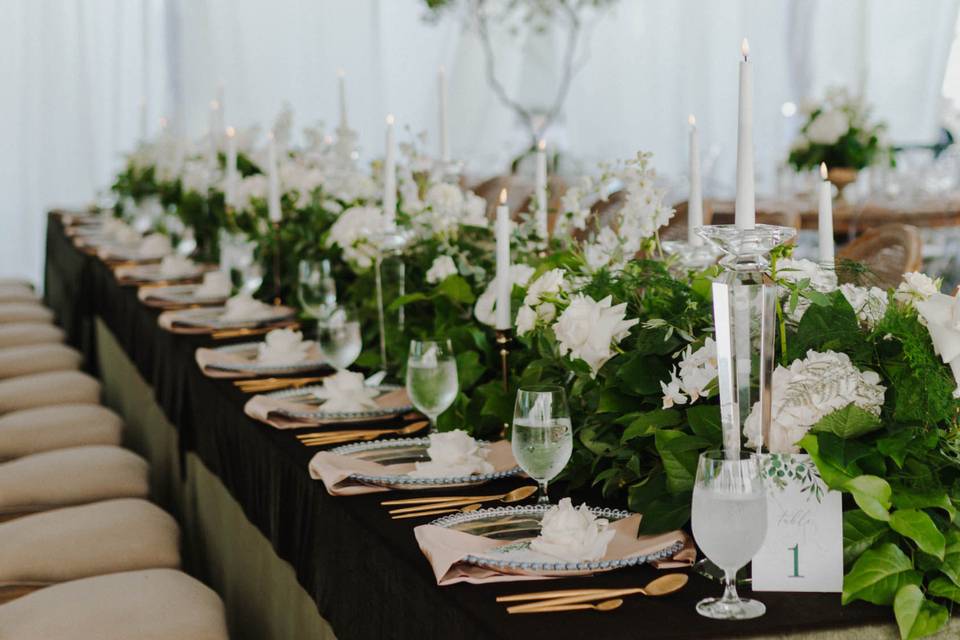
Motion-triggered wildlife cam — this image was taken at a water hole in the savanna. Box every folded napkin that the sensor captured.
[413,511,693,585]
[244,387,411,430]
[408,430,494,478]
[529,498,616,561]
[308,439,515,496]
[311,370,380,412]
[138,233,172,259]
[158,254,197,278]
[158,304,295,334]
[194,271,232,299]
[221,293,275,322]
[257,329,314,365]
[915,293,960,397]
[195,339,323,379]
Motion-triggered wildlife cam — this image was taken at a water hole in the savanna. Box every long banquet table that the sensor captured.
[42,211,947,640]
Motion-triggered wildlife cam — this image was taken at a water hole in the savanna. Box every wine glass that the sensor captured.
[232,237,262,295]
[405,339,459,432]
[511,385,573,505]
[316,309,362,370]
[691,450,768,620]
[298,259,337,321]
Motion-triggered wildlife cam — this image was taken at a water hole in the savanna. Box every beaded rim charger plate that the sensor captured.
[432,505,684,576]
[266,384,414,420]
[207,342,328,374]
[168,305,296,329]
[141,284,229,306]
[329,437,521,490]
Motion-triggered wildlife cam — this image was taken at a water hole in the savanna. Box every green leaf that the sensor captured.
[598,388,643,414]
[798,433,855,490]
[686,404,722,445]
[454,350,484,389]
[894,584,949,640]
[844,475,892,522]
[790,291,868,362]
[621,409,681,443]
[615,353,670,396]
[842,543,921,605]
[629,477,691,534]
[812,404,882,439]
[843,510,891,566]
[928,576,960,604]
[436,274,475,304]
[386,291,430,310]
[889,509,945,559]
[654,430,710,494]
[892,490,956,523]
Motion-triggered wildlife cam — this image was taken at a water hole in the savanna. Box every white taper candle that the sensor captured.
[818,162,835,264]
[735,38,755,230]
[225,127,237,209]
[535,139,548,240]
[495,189,512,330]
[438,66,450,162]
[383,115,397,228]
[687,115,704,246]
[267,132,281,223]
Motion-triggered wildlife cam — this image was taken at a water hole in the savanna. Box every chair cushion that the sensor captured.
[0,324,64,350]
[0,569,228,640]
[0,304,53,325]
[0,286,39,304]
[0,280,32,289]
[0,446,148,513]
[0,371,100,414]
[0,344,81,380]
[0,498,180,585]
[0,404,122,461]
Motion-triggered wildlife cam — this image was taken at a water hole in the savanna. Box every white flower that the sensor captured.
[325,205,385,270]
[806,109,849,145]
[553,294,639,376]
[776,258,838,322]
[408,429,493,478]
[425,183,464,219]
[474,264,536,327]
[839,283,888,329]
[583,227,626,272]
[257,329,311,365]
[524,268,567,306]
[426,255,458,284]
[659,338,718,407]
[461,193,488,228]
[612,152,674,240]
[895,272,940,305]
[660,377,688,409]
[529,498,616,562]
[181,159,217,195]
[312,370,380,412]
[236,174,268,213]
[744,350,886,453]
[515,301,556,336]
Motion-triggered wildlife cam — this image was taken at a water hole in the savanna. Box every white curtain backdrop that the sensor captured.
[3,0,958,283]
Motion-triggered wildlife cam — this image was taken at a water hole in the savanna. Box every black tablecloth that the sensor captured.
[43,213,893,640]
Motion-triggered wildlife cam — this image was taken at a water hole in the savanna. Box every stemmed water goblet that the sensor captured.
[316,308,362,371]
[405,339,459,433]
[298,259,337,322]
[691,450,768,620]
[511,385,573,505]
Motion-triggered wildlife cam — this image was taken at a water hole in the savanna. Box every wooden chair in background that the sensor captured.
[837,223,923,290]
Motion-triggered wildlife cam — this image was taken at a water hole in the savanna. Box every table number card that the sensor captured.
[752,453,843,592]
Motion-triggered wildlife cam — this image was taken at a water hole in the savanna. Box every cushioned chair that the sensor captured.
[0,499,179,596]
[0,279,32,290]
[0,304,53,325]
[0,324,64,350]
[0,371,100,414]
[0,344,81,380]
[0,569,229,640]
[0,404,123,461]
[0,446,148,517]
[837,223,924,290]
[0,285,39,304]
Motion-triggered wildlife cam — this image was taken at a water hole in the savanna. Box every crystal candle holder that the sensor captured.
[369,227,413,371]
[660,239,722,273]
[697,224,796,456]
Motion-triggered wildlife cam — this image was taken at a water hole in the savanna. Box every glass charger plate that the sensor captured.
[120,263,205,283]
[168,305,295,329]
[329,437,521,490]
[432,505,683,576]
[208,342,328,374]
[142,284,228,305]
[266,384,413,420]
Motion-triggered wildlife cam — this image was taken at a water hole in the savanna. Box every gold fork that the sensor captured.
[212,322,299,340]
[235,376,328,392]
[298,421,427,447]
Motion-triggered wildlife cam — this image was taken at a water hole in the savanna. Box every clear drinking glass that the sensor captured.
[316,309,362,370]
[232,238,263,296]
[298,259,337,321]
[405,339,459,432]
[691,450,768,620]
[511,385,573,505]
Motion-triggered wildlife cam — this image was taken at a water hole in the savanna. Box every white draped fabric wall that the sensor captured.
[2,0,957,282]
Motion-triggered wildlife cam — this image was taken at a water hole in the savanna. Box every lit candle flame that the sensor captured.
[226,126,235,138]
[537,139,546,151]
[688,114,696,127]
[820,162,828,180]
[499,188,508,205]
[386,114,395,125]
[322,135,333,145]
[267,131,274,141]
[741,38,750,60]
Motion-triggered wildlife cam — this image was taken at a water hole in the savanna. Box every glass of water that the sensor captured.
[405,339,459,432]
[512,385,573,505]
[691,450,768,620]
[298,259,337,321]
[316,309,362,371]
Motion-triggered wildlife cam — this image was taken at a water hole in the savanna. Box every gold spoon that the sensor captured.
[391,503,482,520]
[387,485,538,515]
[299,421,427,447]
[382,485,537,507]
[505,574,688,613]
[510,598,623,614]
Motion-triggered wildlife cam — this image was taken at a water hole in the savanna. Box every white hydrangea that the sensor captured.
[325,205,385,270]
[839,283,888,329]
[583,227,628,273]
[895,272,940,305]
[660,338,718,409]
[805,109,849,145]
[181,159,218,195]
[553,294,639,376]
[553,177,592,237]
[473,264,536,327]
[744,350,886,453]
[426,255,458,284]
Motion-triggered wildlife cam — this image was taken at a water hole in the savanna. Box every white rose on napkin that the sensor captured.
[194,271,232,299]
[112,224,142,246]
[220,292,273,321]
[138,233,173,259]
[529,498,616,562]
[915,292,960,397]
[311,370,380,412]
[408,429,494,478]
[257,329,313,365]
[159,254,196,278]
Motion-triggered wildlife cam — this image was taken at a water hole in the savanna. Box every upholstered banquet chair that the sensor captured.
[0,404,123,461]
[471,175,534,219]
[0,343,81,380]
[0,499,180,602]
[0,323,64,350]
[837,223,923,290]
[0,446,148,518]
[0,569,229,640]
[0,370,100,414]
[0,285,39,304]
[0,304,53,325]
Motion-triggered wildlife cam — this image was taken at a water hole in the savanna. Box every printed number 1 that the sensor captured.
[789,544,803,578]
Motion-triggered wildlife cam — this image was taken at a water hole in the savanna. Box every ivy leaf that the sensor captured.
[938,530,960,586]
[620,409,681,443]
[877,429,918,469]
[790,291,867,362]
[927,577,960,604]
[436,275,475,304]
[629,477,691,534]
[654,430,710,494]
[842,543,921,605]
[811,404,882,439]
[798,433,855,490]
[598,388,644,414]
[889,509,946,560]
[844,475,892,522]
[454,350,485,389]
[843,510,891,566]
[894,584,949,640]
[686,405,723,446]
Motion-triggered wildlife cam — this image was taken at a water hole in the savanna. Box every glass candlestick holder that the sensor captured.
[660,239,722,274]
[697,224,796,457]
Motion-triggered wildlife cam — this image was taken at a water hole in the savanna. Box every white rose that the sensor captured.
[529,498,616,562]
[524,268,566,306]
[426,255,458,284]
[408,429,493,478]
[806,109,849,145]
[895,272,940,305]
[461,193,488,228]
[553,294,639,376]
[839,283,888,329]
[326,205,384,270]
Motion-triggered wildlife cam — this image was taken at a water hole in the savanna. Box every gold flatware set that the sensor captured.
[234,376,328,393]
[295,420,428,447]
[497,573,689,614]
[381,485,538,520]
[211,322,299,340]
